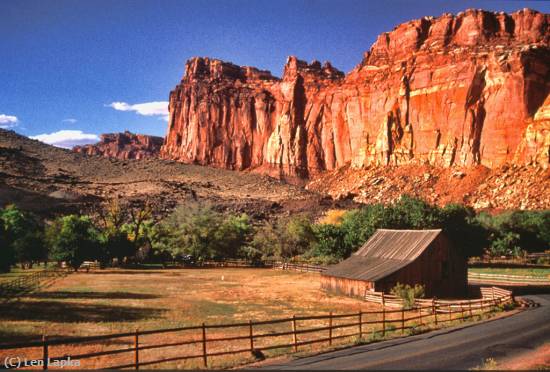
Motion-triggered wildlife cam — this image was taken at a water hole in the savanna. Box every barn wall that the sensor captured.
[320,275,373,298]
[375,235,467,298]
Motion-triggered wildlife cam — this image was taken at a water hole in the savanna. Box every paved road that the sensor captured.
[259,294,550,370]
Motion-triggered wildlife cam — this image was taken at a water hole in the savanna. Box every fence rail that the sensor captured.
[0,288,512,369]
[364,286,513,309]
[159,259,328,273]
[0,267,70,300]
[468,272,550,285]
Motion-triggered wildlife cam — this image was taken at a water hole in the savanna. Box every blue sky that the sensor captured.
[1,0,548,147]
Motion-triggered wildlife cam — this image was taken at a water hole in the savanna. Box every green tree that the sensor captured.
[46,215,102,271]
[103,230,134,264]
[310,223,348,260]
[151,203,252,261]
[0,218,15,272]
[246,215,316,260]
[0,204,46,268]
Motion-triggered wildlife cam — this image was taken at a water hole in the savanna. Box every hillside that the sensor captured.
[0,129,346,218]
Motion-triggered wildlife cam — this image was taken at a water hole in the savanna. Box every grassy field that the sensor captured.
[469,267,550,278]
[0,267,510,369]
[0,268,387,368]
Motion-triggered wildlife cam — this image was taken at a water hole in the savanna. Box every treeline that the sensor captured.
[1,196,549,272]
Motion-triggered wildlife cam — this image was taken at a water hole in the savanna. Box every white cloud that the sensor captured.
[30,130,99,149]
[0,114,18,129]
[62,118,78,124]
[107,101,169,121]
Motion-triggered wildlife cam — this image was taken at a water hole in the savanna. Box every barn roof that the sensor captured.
[323,229,442,281]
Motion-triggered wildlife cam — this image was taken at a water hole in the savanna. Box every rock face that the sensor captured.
[161,9,550,178]
[74,131,163,160]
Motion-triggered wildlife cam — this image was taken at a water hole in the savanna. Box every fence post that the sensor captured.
[448,304,452,323]
[492,287,496,302]
[460,303,464,321]
[42,335,48,370]
[134,329,139,370]
[469,301,473,318]
[292,315,298,352]
[433,298,438,326]
[358,311,362,339]
[329,312,333,346]
[201,323,207,367]
[418,305,423,326]
[481,298,484,313]
[249,320,254,352]
[401,304,405,334]
[382,305,386,336]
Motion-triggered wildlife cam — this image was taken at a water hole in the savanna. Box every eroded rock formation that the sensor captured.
[74,131,163,160]
[161,9,550,178]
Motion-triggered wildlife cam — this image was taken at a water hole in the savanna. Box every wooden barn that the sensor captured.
[321,229,467,298]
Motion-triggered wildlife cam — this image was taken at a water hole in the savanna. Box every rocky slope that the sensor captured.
[161,9,549,180]
[1,129,345,218]
[73,131,163,160]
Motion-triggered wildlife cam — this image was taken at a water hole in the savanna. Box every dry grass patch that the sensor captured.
[0,268,379,369]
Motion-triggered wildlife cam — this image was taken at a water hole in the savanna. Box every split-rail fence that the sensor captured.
[0,287,513,369]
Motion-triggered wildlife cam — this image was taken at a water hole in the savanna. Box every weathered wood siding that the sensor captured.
[320,275,374,298]
[374,235,467,297]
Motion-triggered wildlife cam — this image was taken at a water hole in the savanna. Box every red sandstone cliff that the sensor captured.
[73,131,163,160]
[161,9,550,178]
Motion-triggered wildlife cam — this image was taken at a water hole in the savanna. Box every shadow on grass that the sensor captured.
[29,291,161,300]
[0,300,164,323]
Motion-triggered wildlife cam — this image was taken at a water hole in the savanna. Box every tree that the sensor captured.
[151,203,252,261]
[216,214,252,259]
[46,215,102,271]
[247,215,316,260]
[0,218,15,273]
[310,223,348,261]
[103,230,134,264]
[0,204,46,268]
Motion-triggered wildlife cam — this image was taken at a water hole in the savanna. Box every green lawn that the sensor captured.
[469,267,550,278]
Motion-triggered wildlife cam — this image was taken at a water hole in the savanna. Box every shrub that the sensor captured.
[391,283,425,309]
[488,232,521,257]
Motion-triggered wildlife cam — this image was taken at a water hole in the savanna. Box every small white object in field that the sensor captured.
[222,275,224,281]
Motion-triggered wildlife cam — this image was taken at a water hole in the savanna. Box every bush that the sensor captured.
[390,283,425,309]
[46,215,102,270]
[488,232,521,257]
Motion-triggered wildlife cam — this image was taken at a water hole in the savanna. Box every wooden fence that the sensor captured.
[274,262,327,273]
[468,272,550,286]
[364,286,513,308]
[160,259,328,273]
[0,290,513,369]
[0,268,70,300]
